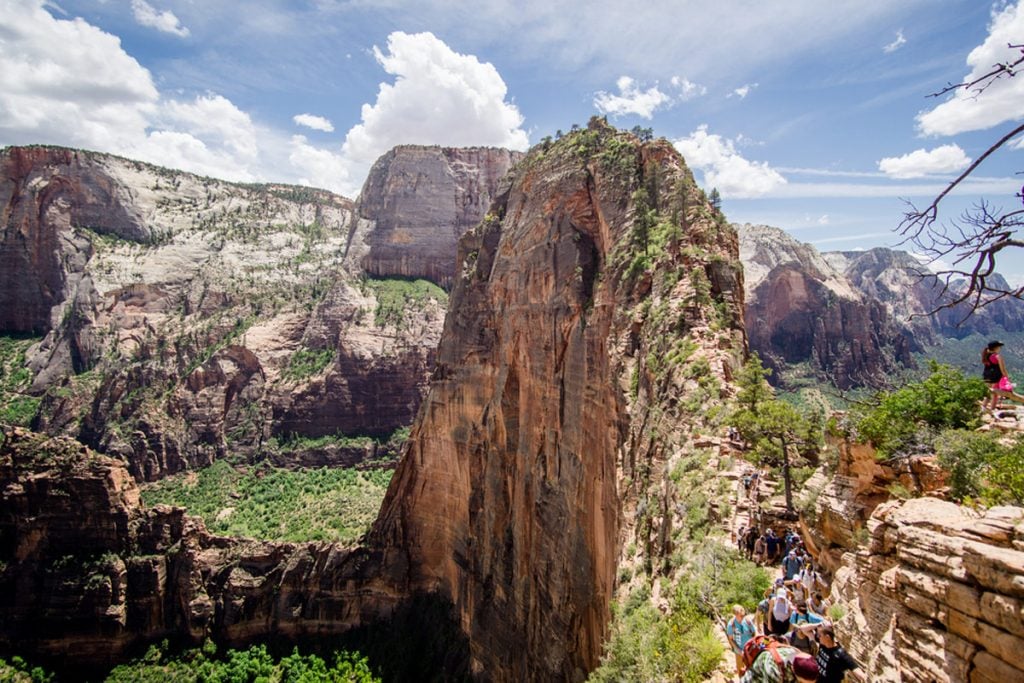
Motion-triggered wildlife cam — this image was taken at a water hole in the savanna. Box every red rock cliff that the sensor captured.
[370,121,746,680]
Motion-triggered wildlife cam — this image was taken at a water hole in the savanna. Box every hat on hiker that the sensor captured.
[792,655,819,679]
[989,340,1004,349]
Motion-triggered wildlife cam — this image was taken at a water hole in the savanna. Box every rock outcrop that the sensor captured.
[0,145,445,479]
[804,438,1024,682]
[830,499,1024,682]
[370,121,746,680]
[357,145,523,288]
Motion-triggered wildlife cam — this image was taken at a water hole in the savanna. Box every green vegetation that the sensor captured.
[0,655,53,683]
[141,461,392,543]
[936,430,1024,506]
[360,277,448,328]
[270,426,409,454]
[731,354,823,511]
[104,642,378,682]
[590,547,769,683]
[282,348,335,382]
[852,361,987,458]
[0,334,42,427]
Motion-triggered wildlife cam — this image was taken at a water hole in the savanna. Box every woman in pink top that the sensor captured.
[982,341,1024,411]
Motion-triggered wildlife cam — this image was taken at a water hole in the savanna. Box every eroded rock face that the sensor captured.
[0,146,444,479]
[371,123,746,680]
[740,225,918,389]
[357,145,524,288]
[830,498,1024,683]
[0,428,415,676]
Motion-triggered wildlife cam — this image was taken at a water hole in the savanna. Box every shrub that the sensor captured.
[853,362,987,458]
[936,429,1024,505]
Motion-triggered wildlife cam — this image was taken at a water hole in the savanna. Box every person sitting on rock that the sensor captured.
[741,644,819,683]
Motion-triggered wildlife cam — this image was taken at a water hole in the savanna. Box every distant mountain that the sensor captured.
[738,223,1024,389]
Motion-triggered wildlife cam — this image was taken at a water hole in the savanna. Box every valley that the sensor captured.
[1,123,1023,682]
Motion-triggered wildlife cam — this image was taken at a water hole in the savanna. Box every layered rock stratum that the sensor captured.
[0,145,457,479]
[357,146,524,288]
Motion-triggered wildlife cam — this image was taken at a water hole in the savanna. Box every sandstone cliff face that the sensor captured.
[804,439,1024,682]
[0,428,406,675]
[740,225,917,389]
[357,145,523,288]
[741,223,1024,390]
[0,146,444,479]
[830,499,1024,683]
[371,122,746,680]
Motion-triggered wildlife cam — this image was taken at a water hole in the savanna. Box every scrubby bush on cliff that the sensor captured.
[731,354,823,511]
[589,585,722,683]
[852,362,987,458]
[104,642,378,682]
[936,430,1024,505]
[0,656,52,682]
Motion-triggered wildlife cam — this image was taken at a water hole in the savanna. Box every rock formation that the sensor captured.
[804,438,1024,682]
[739,224,1024,389]
[357,146,524,289]
[740,224,917,388]
[0,124,748,680]
[0,145,445,479]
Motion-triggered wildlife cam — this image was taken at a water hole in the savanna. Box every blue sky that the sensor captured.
[2,0,1023,280]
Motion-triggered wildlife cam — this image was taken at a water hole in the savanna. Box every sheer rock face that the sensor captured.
[371,126,746,680]
[357,146,524,288]
[739,225,917,389]
[0,146,444,479]
[740,224,1024,389]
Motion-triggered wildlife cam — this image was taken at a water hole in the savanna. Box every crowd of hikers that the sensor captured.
[727,510,859,681]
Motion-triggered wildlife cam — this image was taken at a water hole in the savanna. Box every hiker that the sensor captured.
[745,526,758,560]
[807,591,829,617]
[769,587,794,637]
[814,623,859,683]
[788,602,824,654]
[782,548,803,581]
[754,533,767,565]
[741,639,819,682]
[726,604,758,677]
[737,526,746,553]
[765,529,781,564]
[755,588,774,635]
[743,472,753,494]
[982,340,1024,411]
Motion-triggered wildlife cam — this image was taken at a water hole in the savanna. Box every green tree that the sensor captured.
[731,355,822,512]
[708,187,722,211]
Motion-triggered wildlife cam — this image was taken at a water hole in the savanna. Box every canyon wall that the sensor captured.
[740,224,1024,389]
[0,145,447,479]
[357,146,524,289]
[0,124,748,681]
[806,440,1024,682]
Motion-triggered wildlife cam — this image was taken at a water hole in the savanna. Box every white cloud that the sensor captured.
[0,0,159,150]
[130,0,190,38]
[594,76,672,119]
[293,113,335,132]
[288,135,350,191]
[670,76,706,100]
[877,143,971,179]
[883,29,906,53]
[817,214,830,225]
[916,1,1024,136]
[340,30,529,180]
[730,83,758,99]
[672,125,787,198]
